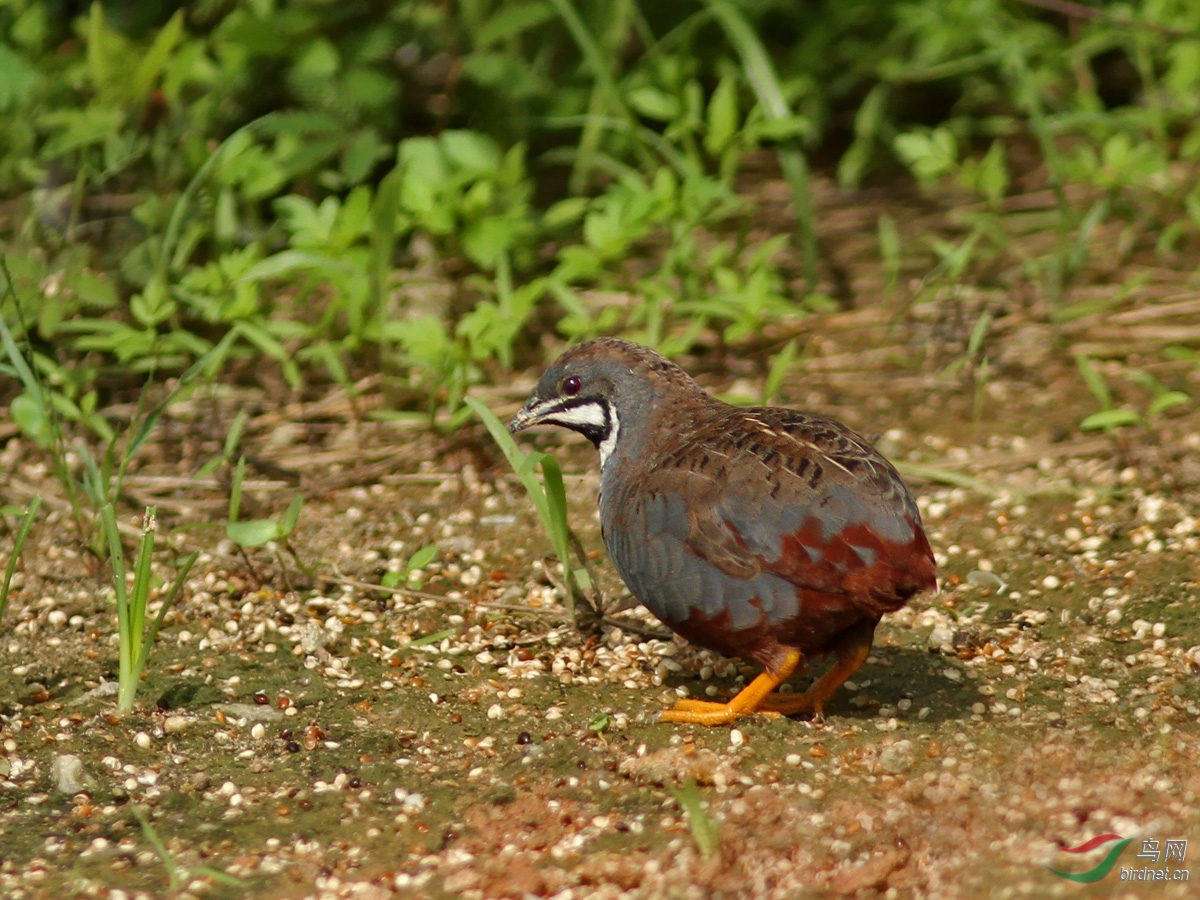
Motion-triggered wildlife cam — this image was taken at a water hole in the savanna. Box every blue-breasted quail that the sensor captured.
[510,338,936,726]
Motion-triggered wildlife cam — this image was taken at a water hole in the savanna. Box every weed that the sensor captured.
[0,496,41,626]
[382,544,441,591]
[99,505,196,712]
[761,340,800,406]
[1075,355,1189,434]
[225,456,309,585]
[466,397,592,626]
[669,779,721,860]
[130,805,246,891]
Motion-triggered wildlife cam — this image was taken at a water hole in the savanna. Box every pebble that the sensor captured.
[134,732,152,750]
[50,755,86,793]
[163,716,190,733]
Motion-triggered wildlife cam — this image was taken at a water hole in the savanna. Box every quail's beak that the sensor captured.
[507,399,541,434]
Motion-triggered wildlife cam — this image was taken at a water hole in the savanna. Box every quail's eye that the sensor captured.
[563,375,582,396]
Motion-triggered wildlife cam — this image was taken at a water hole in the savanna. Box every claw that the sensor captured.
[657,650,801,726]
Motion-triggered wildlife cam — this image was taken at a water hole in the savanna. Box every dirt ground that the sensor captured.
[3,178,1200,899]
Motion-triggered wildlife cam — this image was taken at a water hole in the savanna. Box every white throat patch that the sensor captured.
[543,401,607,431]
[598,406,621,469]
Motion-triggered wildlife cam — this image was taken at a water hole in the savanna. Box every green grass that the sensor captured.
[467,396,592,626]
[99,505,197,712]
[0,496,41,626]
[670,779,721,860]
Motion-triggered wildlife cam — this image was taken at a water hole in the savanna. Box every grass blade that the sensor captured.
[669,779,720,859]
[100,503,133,706]
[761,340,798,405]
[894,462,998,496]
[0,496,41,625]
[1074,355,1112,408]
[466,396,583,623]
[229,456,247,524]
[128,513,157,654]
[160,113,278,274]
[546,0,640,192]
[134,551,197,681]
[705,0,817,288]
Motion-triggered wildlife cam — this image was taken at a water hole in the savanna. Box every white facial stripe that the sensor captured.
[543,401,608,430]
[598,406,621,469]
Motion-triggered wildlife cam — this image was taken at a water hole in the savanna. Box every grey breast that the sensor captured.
[599,455,800,634]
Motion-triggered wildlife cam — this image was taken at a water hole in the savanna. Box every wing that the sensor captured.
[601,407,935,636]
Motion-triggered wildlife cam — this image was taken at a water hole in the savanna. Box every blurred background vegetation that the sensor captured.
[2,0,1199,440]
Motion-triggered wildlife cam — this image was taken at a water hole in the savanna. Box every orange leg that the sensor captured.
[659,650,801,726]
[758,622,874,719]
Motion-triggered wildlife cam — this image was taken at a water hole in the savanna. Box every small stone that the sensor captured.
[134,732,152,750]
[163,716,190,733]
[928,624,955,651]
[729,728,745,748]
[300,621,332,653]
[880,742,913,774]
[51,755,87,793]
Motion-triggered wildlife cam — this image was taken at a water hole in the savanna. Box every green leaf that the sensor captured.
[406,544,439,570]
[1079,409,1141,432]
[543,197,589,230]
[10,393,52,447]
[967,311,991,359]
[462,216,512,268]
[226,519,280,547]
[278,493,305,538]
[1148,391,1190,417]
[894,128,958,183]
[1074,355,1112,408]
[341,129,384,184]
[440,130,501,175]
[0,45,39,112]
[704,75,739,156]
[407,628,455,648]
[627,87,679,122]
[705,0,816,285]
[474,2,555,47]
[131,10,183,103]
[238,250,357,283]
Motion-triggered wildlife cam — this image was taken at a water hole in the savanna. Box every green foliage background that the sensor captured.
[2,0,1199,426]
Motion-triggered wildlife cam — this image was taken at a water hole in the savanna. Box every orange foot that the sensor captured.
[658,650,800,726]
[745,628,874,721]
[658,623,876,726]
